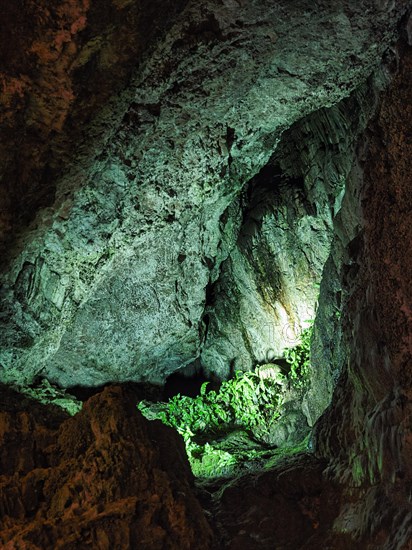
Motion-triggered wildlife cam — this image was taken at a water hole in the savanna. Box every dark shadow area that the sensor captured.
[163,366,221,400]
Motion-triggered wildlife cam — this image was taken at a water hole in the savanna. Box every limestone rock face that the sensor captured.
[0,0,187,257]
[0,0,409,387]
[313,36,412,547]
[0,385,213,549]
[202,32,412,550]
[200,82,379,385]
[0,4,411,549]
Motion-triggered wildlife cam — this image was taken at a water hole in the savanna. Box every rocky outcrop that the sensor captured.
[0,385,213,549]
[0,0,187,260]
[0,4,411,549]
[0,0,409,388]
[313,33,412,547]
[200,78,380,384]
[200,29,412,550]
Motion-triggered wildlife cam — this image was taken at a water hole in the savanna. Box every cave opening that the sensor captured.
[7,95,357,480]
[0,2,411,547]
[136,139,341,478]
[138,321,315,478]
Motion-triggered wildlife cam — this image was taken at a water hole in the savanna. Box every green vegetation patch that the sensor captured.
[139,325,313,478]
[284,324,312,390]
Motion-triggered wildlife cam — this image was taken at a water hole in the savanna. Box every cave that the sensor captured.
[0,1,411,548]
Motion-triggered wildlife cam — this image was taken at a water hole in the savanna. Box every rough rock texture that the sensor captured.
[0,0,188,258]
[0,6,411,550]
[207,454,348,549]
[200,78,380,385]
[313,33,412,547]
[0,385,213,549]
[0,0,409,387]
[201,36,412,550]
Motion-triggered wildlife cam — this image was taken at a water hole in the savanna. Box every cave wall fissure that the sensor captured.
[205,28,412,550]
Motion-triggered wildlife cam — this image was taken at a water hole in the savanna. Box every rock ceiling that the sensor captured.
[0,0,408,388]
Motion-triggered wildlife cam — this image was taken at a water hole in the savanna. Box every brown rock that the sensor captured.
[0,385,213,549]
[314,36,412,549]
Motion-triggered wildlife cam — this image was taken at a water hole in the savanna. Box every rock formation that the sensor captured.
[0,385,213,549]
[209,32,412,550]
[1,0,409,388]
[0,0,411,548]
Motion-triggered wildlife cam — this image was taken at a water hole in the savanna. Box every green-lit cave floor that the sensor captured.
[16,380,309,479]
[13,376,311,479]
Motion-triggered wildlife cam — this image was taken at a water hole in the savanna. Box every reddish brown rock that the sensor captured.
[314,36,412,548]
[0,385,213,549]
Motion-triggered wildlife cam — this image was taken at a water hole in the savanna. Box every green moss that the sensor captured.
[16,379,82,416]
[262,436,311,469]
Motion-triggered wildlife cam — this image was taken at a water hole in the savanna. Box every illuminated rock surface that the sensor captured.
[0,1,411,548]
[208,39,412,550]
[0,0,408,387]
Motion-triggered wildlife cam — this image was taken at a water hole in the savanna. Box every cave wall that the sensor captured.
[0,3,411,549]
[0,0,409,388]
[313,33,412,546]
[0,0,189,259]
[196,30,412,550]
[200,78,382,387]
